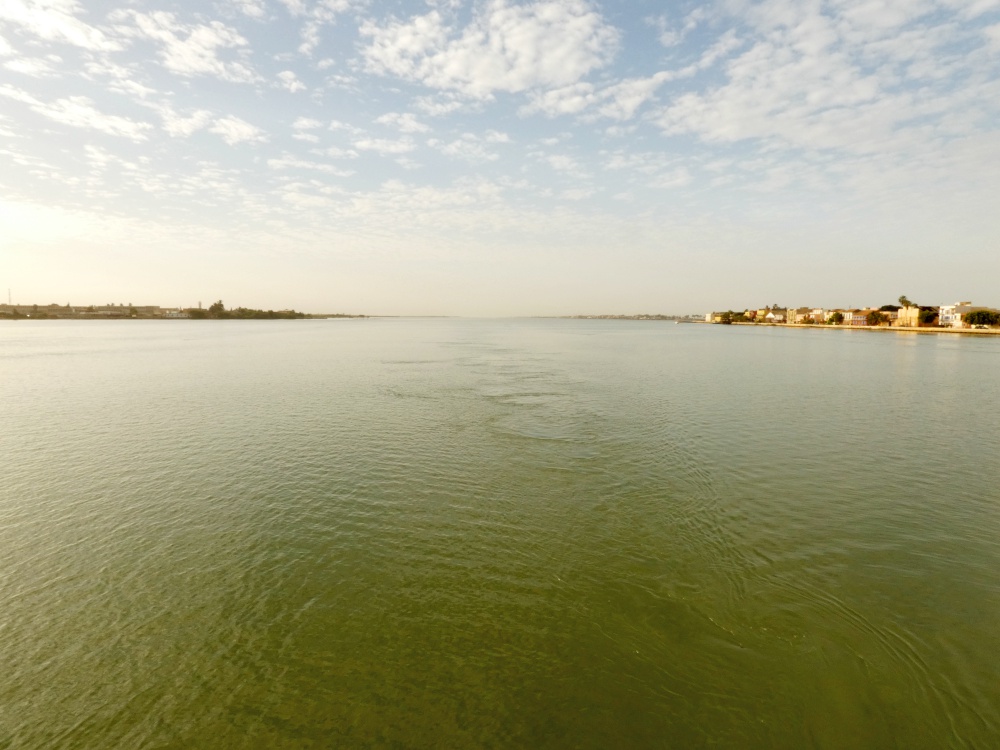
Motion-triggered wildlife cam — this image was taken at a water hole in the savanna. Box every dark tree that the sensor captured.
[964,310,1000,327]
[918,308,939,326]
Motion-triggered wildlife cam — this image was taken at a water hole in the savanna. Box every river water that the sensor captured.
[2,319,998,748]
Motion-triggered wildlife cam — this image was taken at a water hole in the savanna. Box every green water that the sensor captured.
[2,319,998,748]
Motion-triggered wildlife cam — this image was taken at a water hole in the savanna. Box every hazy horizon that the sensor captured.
[2,0,999,316]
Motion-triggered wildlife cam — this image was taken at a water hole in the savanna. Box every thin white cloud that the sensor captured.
[984,22,1000,50]
[375,112,429,133]
[953,0,1000,18]
[0,85,150,140]
[161,109,213,137]
[329,119,364,134]
[42,95,151,140]
[298,22,320,55]
[292,117,323,142]
[361,0,619,98]
[648,168,692,189]
[653,0,996,155]
[4,55,60,76]
[78,57,163,103]
[523,82,595,117]
[113,79,157,99]
[649,8,706,48]
[268,154,354,176]
[0,0,120,51]
[322,146,359,158]
[279,0,361,55]
[947,0,1000,18]
[209,116,266,144]
[524,30,742,120]
[394,155,422,170]
[119,11,258,83]
[414,94,469,117]
[429,132,507,162]
[278,0,307,16]
[353,137,415,155]
[83,144,113,167]
[278,70,306,92]
[603,150,682,176]
[544,153,590,180]
[232,0,267,20]
[0,113,17,137]
[0,83,37,104]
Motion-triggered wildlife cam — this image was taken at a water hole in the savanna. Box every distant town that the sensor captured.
[0,300,364,320]
[705,297,1000,331]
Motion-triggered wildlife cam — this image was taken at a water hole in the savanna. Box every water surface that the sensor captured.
[2,319,999,747]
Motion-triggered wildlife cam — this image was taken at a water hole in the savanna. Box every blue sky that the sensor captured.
[2,0,999,315]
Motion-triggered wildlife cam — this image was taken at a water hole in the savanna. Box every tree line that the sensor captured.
[188,301,306,319]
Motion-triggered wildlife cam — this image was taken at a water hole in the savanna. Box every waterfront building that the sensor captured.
[791,307,812,323]
[939,301,981,328]
[895,306,921,327]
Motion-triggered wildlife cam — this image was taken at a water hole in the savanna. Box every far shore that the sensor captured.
[706,321,1000,335]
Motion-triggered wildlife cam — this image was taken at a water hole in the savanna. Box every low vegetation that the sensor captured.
[188,301,306,319]
[964,310,1000,327]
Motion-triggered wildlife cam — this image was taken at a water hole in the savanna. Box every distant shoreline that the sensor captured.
[0,314,367,321]
[706,321,1000,335]
[555,315,693,321]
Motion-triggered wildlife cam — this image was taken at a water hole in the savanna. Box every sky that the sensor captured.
[1,0,999,315]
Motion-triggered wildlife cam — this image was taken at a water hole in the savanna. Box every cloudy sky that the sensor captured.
[2,0,999,315]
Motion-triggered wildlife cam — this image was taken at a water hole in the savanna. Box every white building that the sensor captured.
[939,301,978,328]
